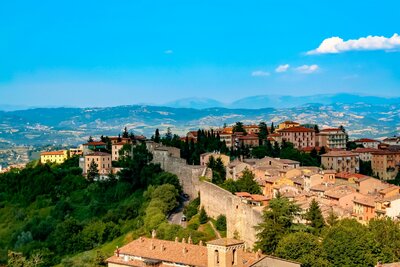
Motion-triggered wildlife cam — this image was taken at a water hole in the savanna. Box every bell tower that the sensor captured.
[207,238,245,267]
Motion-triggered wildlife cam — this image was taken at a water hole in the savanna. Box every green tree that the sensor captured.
[359,160,373,176]
[215,215,227,232]
[270,122,275,133]
[326,209,338,227]
[304,199,325,234]
[87,160,99,182]
[368,218,400,263]
[233,122,246,135]
[255,196,301,253]
[314,124,320,133]
[88,136,94,143]
[122,127,129,138]
[183,197,200,221]
[258,122,269,145]
[275,232,328,267]
[235,168,261,194]
[323,219,376,267]
[199,207,208,224]
[154,129,161,143]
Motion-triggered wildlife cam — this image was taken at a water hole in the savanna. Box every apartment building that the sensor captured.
[279,126,316,149]
[316,128,347,149]
[321,150,360,173]
[371,151,400,180]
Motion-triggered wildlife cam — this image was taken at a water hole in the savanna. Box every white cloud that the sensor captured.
[275,64,290,73]
[307,33,400,55]
[295,64,319,74]
[251,70,270,77]
[164,50,173,54]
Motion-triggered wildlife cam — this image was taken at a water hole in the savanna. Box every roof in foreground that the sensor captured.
[107,237,261,267]
[85,152,111,156]
[207,238,245,247]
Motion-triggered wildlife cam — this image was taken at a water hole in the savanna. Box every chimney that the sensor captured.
[161,244,166,251]
[152,229,157,239]
[256,249,262,260]
[183,247,188,254]
[188,236,192,244]
[150,242,156,250]
[199,240,203,246]
[182,238,186,244]
[116,246,120,257]
[175,237,179,243]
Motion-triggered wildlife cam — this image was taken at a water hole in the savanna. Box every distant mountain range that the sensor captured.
[165,93,400,109]
[0,100,399,147]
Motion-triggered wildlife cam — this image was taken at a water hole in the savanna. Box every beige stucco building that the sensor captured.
[321,150,360,173]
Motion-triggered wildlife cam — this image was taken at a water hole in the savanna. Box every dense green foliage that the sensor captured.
[221,168,261,194]
[359,160,373,176]
[199,207,208,224]
[207,156,227,184]
[215,215,227,232]
[256,196,400,267]
[183,197,200,221]
[0,144,200,266]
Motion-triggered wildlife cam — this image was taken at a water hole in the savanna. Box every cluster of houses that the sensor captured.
[206,152,400,224]
[189,121,400,181]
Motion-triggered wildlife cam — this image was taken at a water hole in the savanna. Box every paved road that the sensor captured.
[168,197,189,227]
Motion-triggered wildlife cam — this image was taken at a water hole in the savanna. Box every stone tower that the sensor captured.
[207,238,246,267]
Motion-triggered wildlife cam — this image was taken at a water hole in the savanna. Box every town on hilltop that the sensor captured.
[2,120,400,267]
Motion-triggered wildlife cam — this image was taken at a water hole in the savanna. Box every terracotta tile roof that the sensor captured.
[107,237,262,267]
[250,194,270,202]
[321,150,358,157]
[380,185,400,195]
[207,238,245,246]
[354,138,380,143]
[335,172,367,180]
[279,126,314,133]
[114,237,208,266]
[301,146,324,152]
[85,152,111,157]
[109,137,131,141]
[353,147,381,153]
[320,128,342,132]
[310,183,334,192]
[325,185,356,199]
[235,192,252,198]
[83,141,106,146]
[372,151,400,155]
[353,196,376,207]
[41,150,65,156]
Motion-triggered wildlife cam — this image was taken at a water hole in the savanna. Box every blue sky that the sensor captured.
[0,0,399,107]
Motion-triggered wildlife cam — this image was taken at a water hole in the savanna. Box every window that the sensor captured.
[215,250,219,265]
[232,249,237,265]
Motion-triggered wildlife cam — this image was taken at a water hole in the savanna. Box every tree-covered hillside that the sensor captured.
[0,144,210,266]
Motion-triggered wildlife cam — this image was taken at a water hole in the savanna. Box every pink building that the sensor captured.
[278,126,316,149]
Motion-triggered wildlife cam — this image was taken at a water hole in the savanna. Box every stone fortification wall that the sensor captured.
[149,143,262,248]
[152,148,204,199]
[199,181,263,248]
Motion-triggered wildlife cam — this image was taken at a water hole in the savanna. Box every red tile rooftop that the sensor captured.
[85,152,111,156]
[235,192,252,198]
[83,141,106,146]
[319,128,342,132]
[354,138,380,143]
[279,126,314,132]
[335,172,368,180]
[321,150,359,157]
[41,150,65,155]
[353,147,381,153]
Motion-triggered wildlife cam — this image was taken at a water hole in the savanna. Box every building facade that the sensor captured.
[371,151,400,180]
[321,151,360,173]
[316,128,347,149]
[83,152,112,176]
[279,126,316,149]
[40,150,68,164]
